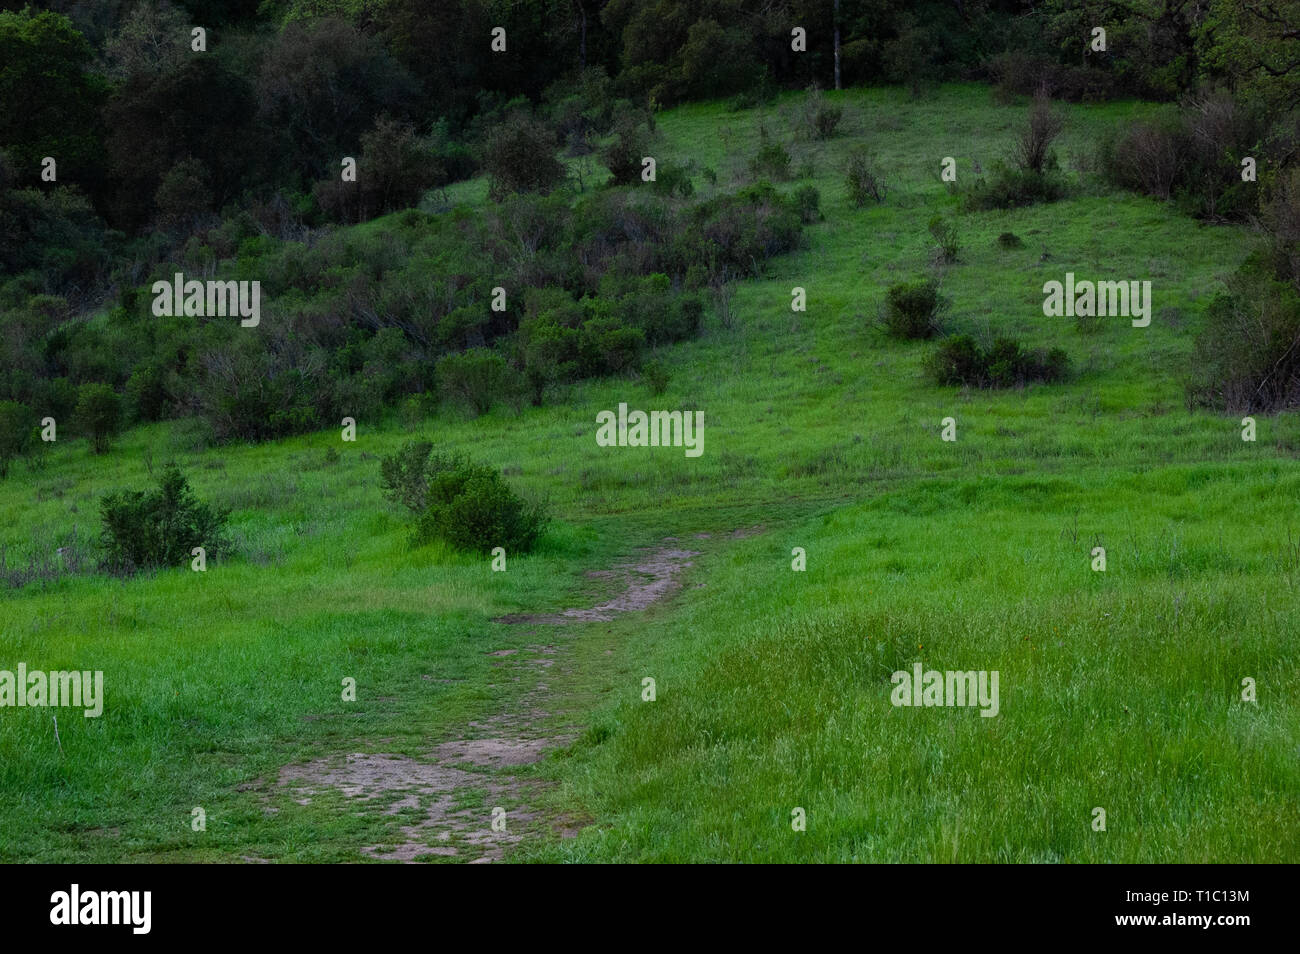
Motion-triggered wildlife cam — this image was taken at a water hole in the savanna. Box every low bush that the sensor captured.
[379,439,436,515]
[642,358,670,395]
[798,85,843,140]
[74,382,122,453]
[483,111,567,201]
[376,446,548,556]
[1097,92,1262,221]
[98,465,230,573]
[926,335,1070,388]
[963,162,1068,211]
[749,136,792,181]
[881,279,944,340]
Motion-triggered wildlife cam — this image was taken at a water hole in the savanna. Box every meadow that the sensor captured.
[2,83,1297,862]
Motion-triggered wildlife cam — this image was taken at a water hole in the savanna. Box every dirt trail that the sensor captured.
[494,545,701,624]
[273,533,758,862]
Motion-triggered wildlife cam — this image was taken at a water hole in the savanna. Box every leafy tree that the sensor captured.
[105,57,258,230]
[313,116,444,223]
[0,9,107,192]
[102,0,190,81]
[1198,0,1300,111]
[257,18,418,182]
[482,111,566,200]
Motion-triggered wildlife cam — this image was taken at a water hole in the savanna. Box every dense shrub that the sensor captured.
[601,109,655,186]
[997,231,1024,249]
[394,453,548,555]
[483,111,566,201]
[926,335,1070,388]
[98,465,230,572]
[881,280,944,340]
[195,344,323,443]
[1098,93,1263,221]
[379,439,436,515]
[963,162,1067,211]
[673,182,803,279]
[642,358,670,395]
[313,117,445,224]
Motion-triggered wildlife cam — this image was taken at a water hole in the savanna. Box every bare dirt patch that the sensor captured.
[493,546,701,624]
[277,738,553,862]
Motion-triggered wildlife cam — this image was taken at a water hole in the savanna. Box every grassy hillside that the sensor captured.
[2,84,1297,862]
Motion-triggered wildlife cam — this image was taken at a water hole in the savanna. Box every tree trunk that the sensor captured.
[833,0,842,90]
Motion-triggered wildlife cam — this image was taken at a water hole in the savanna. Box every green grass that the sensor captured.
[2,83,1297,862]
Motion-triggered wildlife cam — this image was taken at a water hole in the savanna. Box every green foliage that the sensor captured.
[0,9,106,190]
[882,280,944,340]
[314,117,446,223]
[928,215,960,263]
[74,382,121,453]
[98,465,230,573]
[410,456,548,555]
[997,231,1024,249]
[1190,253,1300,412]
[436,348,508,416]
[379,439,436,515]
[674,181,804,280]
[256,17,417,183]
[601,109,655,186]
[797,85,843,140]
[791,184,822,223]
[483,111,566,201]
[926,335,1070,388]
[642,358,670,395]
[844,148,886,206]
[1097,93,1263,221]
[0,399,33,477]
[962,162,1068,211]
[748,136,792,182]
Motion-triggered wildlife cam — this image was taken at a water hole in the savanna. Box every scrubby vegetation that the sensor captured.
[380,441,548,554]
[98,464,230,573]
[881,279,945,340]
[926,335,1070,388]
